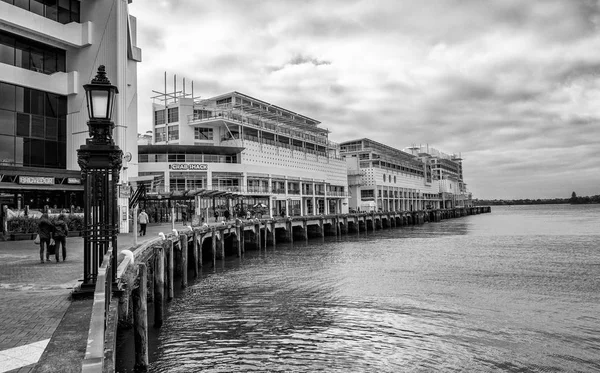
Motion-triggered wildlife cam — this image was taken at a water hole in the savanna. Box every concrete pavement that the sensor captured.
[0,222,187,373]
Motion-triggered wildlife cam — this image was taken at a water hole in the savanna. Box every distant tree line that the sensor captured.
[474,192,600,206]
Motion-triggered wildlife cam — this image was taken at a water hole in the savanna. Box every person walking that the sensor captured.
[53,214,69,262]
[38,213,55,263]
[223,210,230,221]
[182,209,188,226]
[138,209,149,236]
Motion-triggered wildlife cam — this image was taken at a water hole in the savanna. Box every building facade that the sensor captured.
[137,90,349,221]
[0,0,141,231]
[340,139,471,212]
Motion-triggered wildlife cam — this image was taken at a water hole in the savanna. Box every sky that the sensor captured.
[129,0,600,200]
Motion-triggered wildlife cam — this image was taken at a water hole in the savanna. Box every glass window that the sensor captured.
[194,127,213,140]
[45,93,58,117]
[0,83,16,111]
[15,86,25,112]
[58,0,71,23]
[168,125,178,141]
[30,90,44,115]
[45,0,58,21]
[0,135,15,165]
[0,109,15,136]
[57,118,66,141]
[0,36,14,65]
[14,0,28,10]
[167,107,178,123]
[28,138,45,166]
[138,154,148,163]
[57,141,66,168]
[30,0,44,16]
[16,113,29,136]
[154,109,165,125]
[156,154,167,162]
[154,127,166,142]
[45,117,57,140]
[44,140,57,167]
[43,51,57,74]
[31,115,44,138]
[70,0,79,22]
[15,136,26,165]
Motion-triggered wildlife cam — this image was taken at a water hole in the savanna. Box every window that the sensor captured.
[0,30,66,74]
[154,127,166,142]
[194,127,213,140]
[154,109,165,125]
[361,190,374,199]
[394,176,397,183]
[383,174,386,182]
[167,107,178,123]
[167,125,179,141]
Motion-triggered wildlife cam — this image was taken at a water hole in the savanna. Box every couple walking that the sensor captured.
[38,213,68,263]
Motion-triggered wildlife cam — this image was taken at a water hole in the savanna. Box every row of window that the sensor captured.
[0,82,67,117]
[0,135,66,168]
[361,190,427,199]
[1,0,80,24]
[138,153,238,164]
[0,111,66,141]
[154,125,179,142]
[154,107,179,125]
[0,30,66,75]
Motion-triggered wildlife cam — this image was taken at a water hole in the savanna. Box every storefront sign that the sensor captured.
[67,178,81,184]
[169,163,208,171]
[18,176,54,185]
[119,185,131,198]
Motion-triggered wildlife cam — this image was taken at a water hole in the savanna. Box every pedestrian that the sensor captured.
[38,213,55,263]
[53,214,69,262]
[182,209,188,226]
[138,209,149,236]
[214,210,219,222]
[280,208,286,219]
[224,210,230,221]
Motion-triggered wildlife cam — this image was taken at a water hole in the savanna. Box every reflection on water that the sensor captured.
[141,205,600,372]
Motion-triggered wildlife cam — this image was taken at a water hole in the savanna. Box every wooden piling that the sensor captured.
[198,233,203,268]
[167,239,174,300]
[133,263,148,371]
[192,232,198,277]
[220,230,225,259]
[255,224,261,249]
[288,221,294,243]
[303,220,308,241]
[271,222,276,247]
[211,229,217,268]
[153,245,164,328]
[180,234,188,288]
[236,225,242,257]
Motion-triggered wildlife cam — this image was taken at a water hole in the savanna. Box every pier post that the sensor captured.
[192,231,198,277]
[343,217,348,235]
[153,245,164,328]
[220,229,225,259]
[264,222,268,249]
[287,220,294,243]
[271,221,276,247]
[167,239,174,301]
[198,233,203,268]
[133,263,148,371]
[318,218,324,237]
[236,224,242,257]
[211,229,217,267]
[255,223,260,249]
[302,220,308,242]
[180,234,188,288]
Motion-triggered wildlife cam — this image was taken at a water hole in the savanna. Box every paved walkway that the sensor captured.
[0,222,189,373]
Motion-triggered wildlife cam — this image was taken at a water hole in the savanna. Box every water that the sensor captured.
[145,205,600,372]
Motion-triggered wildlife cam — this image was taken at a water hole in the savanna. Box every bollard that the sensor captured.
[133,263,148,371]
[153,245,164,328]
[180,234,188,288]
[167,240,174,301]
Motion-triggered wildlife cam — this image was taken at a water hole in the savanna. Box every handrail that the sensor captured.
[82,249,114,373]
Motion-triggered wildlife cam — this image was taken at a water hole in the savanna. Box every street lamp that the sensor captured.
[76,65,123,292]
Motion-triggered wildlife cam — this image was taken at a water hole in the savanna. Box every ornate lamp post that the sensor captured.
[77,65,122,290]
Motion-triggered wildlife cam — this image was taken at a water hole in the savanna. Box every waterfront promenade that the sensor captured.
[0,222,189,373]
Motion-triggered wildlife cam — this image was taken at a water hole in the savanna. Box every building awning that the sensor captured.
[0,183,83,191]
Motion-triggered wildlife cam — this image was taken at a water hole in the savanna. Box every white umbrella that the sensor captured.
[253,203,267,208]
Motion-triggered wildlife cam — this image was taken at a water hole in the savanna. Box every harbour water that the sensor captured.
[143,205,600,372]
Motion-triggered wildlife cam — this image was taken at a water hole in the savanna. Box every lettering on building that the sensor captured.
[18,176,55,185]
[169,164,208,171]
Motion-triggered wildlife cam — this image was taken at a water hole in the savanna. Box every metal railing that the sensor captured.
[82,249,114,372]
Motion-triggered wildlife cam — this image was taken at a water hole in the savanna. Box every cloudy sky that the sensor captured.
[129,0,600,200]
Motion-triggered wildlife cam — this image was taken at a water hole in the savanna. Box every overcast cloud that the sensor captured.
[130,0,600,199]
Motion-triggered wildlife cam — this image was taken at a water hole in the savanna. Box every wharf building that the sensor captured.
[136,89,349,221]
[340,139,471,212]
[0,0,141,232]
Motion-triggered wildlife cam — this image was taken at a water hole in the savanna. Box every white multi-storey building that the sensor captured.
[0,0,141,231]
[137,90,349,220]
[340,139,471,212]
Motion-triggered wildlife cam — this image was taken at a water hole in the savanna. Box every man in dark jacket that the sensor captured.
[38,213,55,263]
[53,214,69,262]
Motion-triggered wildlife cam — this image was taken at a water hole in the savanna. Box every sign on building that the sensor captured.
[18,176,54,185]
[169,164,208,171]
